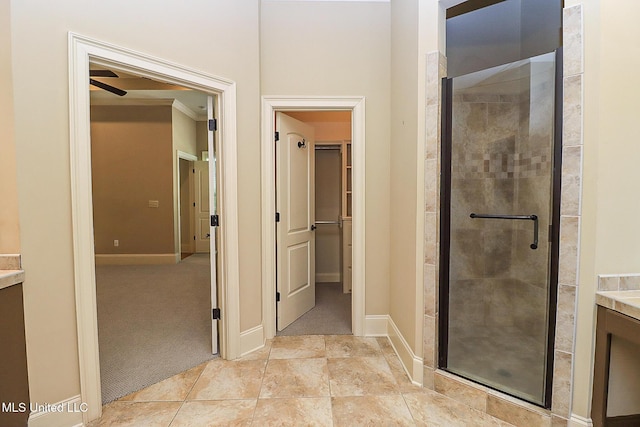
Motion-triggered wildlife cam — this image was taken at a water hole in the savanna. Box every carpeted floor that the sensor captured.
[277,282,352,336]
[96,254,217,404]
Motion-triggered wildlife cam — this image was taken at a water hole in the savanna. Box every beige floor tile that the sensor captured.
[119,363,206,402]
[385,353,423,393]
[187,359,266,400]
[169,400,256,427]
[239,339,272,361]
[269,335,326,359]
[325,335,382,358]
[331,395,414,426]
[376,336,397,357]
[252,397,332,427]
[404,389,513,427]
[328,356,399,396]
[89,401,181,427]
[260,358,330,398]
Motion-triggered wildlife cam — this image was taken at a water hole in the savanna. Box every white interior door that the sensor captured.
[207,95,218,354]
[276,112,316,331]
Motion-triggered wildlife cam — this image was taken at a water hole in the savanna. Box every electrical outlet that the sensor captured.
[114,240,119,247]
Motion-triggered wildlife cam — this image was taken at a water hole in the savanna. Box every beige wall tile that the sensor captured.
[425,158,438,213]
[555,285,577,353]
[487,394,551,427]
[434,372,487,412]
[423,314,436,369]
[551,350,573,417]
[423,367,435,390]
[0,254,20,270]
[426,104,440,160]
[563,75,583,147]
[558,216,579,286]
[424,263,436,317]
[563,5,583,77]
[598,275,620,291]
[424,212,437,265]
[620,275,640,290]
[560,146,582,216]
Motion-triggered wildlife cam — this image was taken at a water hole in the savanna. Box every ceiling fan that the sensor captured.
[89,70,127,97]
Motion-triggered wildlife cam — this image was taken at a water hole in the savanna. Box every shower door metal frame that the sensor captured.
[437,49,563,409]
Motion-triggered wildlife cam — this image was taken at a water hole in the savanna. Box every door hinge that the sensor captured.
[275,131,279,142]
[276,292,280,302]
[211,214,219,227]
[209,118,217,131]
[275,212,280,223]
[192,168,195,173]
[193,235,196,241]
[193,202,196,207]
[212,308,221,320]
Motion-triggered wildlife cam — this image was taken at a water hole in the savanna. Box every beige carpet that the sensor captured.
[96,254,217,404]
[277,282,352,336]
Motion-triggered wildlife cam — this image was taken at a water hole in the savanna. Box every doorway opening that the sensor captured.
[261,96,366,342]
[69,33,240,423]
[89,65,220,403]
[275,111,353,336]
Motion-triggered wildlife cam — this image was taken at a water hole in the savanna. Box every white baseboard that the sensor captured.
[364,315,423,386]
[364,315,389,336]
[95,253,178,265]
[569,414,593,427]
[315,273,340,283]
[387,316,424,386]
[239,324,265,357]
[28,395,85,427]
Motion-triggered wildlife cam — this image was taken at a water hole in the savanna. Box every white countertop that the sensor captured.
[596,290,640,322]
[0,269,25,290]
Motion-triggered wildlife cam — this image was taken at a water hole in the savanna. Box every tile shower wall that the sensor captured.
[423,5,584,426]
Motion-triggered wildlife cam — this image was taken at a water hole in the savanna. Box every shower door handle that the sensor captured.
[469,213,538,250]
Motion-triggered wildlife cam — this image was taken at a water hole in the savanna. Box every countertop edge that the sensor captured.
[0,270,25,290]
[596,290,640,322]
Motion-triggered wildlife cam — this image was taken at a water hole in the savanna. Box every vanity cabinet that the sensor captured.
[592,294,640,427]
[0,281,30,427]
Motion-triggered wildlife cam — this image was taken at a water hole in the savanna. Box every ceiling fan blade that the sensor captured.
[90,79,127,96]
[89,70,119,78]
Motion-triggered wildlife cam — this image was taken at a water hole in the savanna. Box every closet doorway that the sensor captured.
[275,111,353,336]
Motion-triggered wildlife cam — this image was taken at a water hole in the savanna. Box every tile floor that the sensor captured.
[89,335,514,426]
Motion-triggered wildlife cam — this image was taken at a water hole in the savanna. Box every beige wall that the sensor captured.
[91,105,175,255]
[10,0,260,406]
[261,0,391,316]
[0,1,20,253]
[390,0,420,356]
[570,0,640,419]
[172,107,198,254]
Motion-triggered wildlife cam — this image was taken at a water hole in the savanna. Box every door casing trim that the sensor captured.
[261,96,366,339]
[68,32,240,423]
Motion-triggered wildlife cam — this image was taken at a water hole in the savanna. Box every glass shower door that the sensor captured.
[440,51,561,407]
